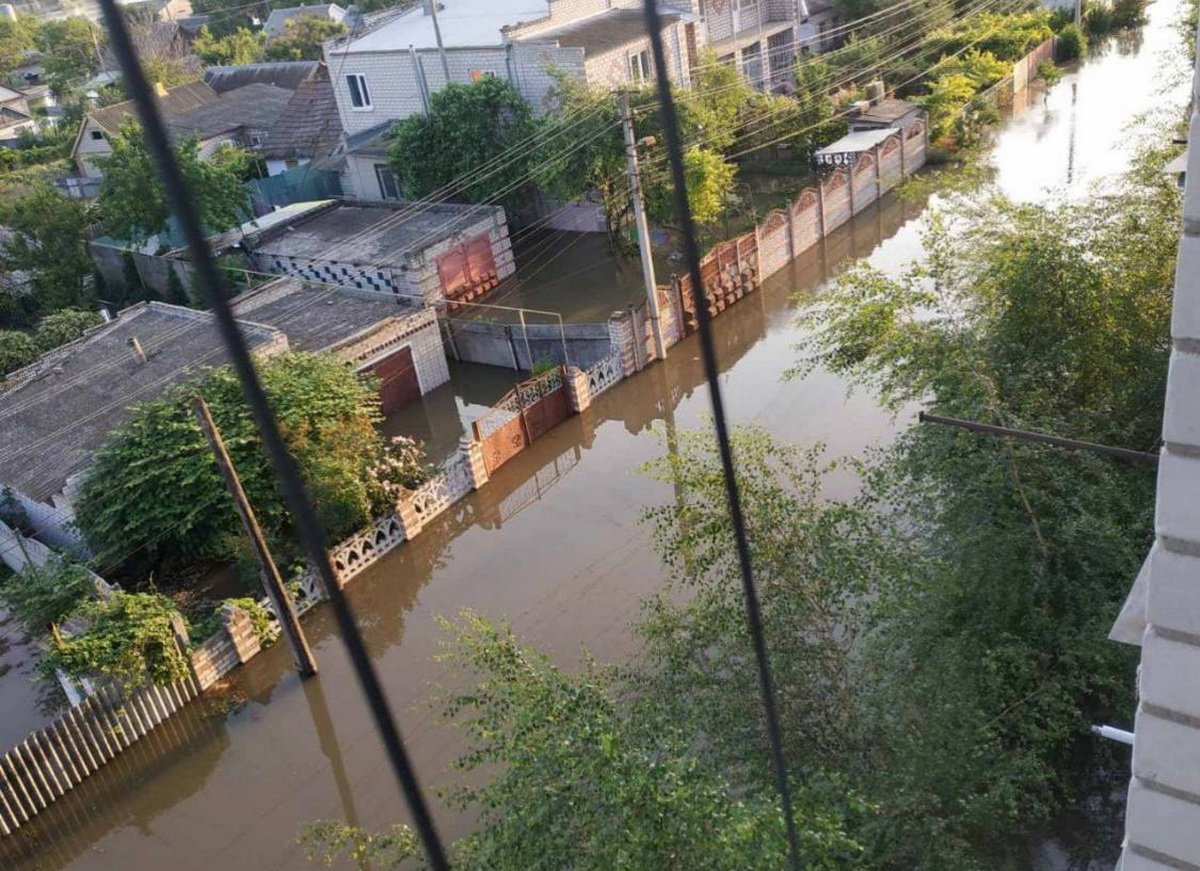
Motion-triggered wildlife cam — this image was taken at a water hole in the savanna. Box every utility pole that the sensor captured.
[617,90,667,362]
[1074,0,1081,28]
[193,396,318,678]
[428,0,451,83]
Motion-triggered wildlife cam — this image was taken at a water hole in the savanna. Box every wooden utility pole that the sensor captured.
[193,396,318,678]
[617,90,668,361]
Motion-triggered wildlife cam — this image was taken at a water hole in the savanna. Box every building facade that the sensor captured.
[324,0,695,199]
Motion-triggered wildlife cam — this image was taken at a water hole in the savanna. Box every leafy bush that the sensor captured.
[529,356,558,377]
[45,592,191,688]
[0,330,37,376]
[76,353,421,572]
[934,10,1054,62]
[1038,59,1064,85]
[35,308,102,351]
[188,597,276,645]
[0,559,94,632]
[1057,23,1088,60]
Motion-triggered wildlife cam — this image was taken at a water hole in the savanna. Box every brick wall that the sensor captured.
[326,50,426,134]
[582,23,690,89]
[507,0,614,39]
[1109,26,1200,870]
[878,134,903,193]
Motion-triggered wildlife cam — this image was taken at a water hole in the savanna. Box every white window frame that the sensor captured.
[375,163,400,200]
[629,49,652,84]
[347,73,372,110]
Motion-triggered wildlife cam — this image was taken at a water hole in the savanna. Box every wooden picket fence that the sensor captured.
[0,675,200,835]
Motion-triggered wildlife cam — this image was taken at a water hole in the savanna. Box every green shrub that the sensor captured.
[45,592,191,688]
[0,558,95,631]
[530,356,559,377]
[1037,59,1064,85]
[1057,23,1088,60]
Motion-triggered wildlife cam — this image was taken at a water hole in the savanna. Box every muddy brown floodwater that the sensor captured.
[0,4,1187,866]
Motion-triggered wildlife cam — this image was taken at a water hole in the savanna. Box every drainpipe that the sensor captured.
[410,45,430,114]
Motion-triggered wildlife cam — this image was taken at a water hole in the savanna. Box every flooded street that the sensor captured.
[1,3,1188,867]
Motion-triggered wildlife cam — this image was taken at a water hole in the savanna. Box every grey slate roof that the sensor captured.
[523,7,681,55]
[166,82,294,140]
[0,303,285,503]
[203,61,320,94]
[261,69,343,160]
[243,200,500,269]
[263,3,348,38]
[230,276,415,351]
[89,81,219,135]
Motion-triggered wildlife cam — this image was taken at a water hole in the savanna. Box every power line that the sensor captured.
[94,4,453,870]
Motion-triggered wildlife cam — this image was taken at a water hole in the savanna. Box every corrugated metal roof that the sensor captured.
[813,127,896,156]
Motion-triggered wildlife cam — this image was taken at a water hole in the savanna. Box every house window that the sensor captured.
[375,163,400,200]
[347,74,372,109]
[629,50,652,84]
[90,130,103,140]
[248,133,264,147]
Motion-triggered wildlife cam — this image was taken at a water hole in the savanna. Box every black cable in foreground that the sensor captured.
[91,4,451,869]
[640,2,803,868]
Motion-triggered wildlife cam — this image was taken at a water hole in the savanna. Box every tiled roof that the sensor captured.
[524,7,681,54]
[261,70,343,160]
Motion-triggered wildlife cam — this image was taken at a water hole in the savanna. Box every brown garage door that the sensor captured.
[367,345,421,414]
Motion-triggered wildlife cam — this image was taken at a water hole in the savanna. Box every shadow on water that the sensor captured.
[6,0,1187,853]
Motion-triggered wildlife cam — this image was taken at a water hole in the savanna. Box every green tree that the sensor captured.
[35,308,102,350]
[0,329,38,376]
[304,612,865,871]
[791,147,1178,867]
[96,119,250,243]
[263,17,348,61]
[74,352,426,572]
[388,77,537,215]
[644,146,736,225]
[0,16,38,75]
[0,182,96,316]
[192,25,265,65]
[36,17,103,93]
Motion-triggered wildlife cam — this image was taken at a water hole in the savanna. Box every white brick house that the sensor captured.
[324,0,694,199]
[1107,21,1200,871]
[699,0,823,91]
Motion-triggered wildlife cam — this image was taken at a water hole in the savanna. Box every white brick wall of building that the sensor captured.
[1109,20,1200,871]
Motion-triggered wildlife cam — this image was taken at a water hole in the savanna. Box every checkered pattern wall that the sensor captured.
[255,254,400,295]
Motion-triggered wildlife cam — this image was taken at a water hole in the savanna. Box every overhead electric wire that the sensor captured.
[93,5,454,871]
[641,1,803,869]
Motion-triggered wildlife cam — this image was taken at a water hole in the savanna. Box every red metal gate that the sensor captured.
[437,233,498,304]
[472,366,569,475]
[366,345,420,414]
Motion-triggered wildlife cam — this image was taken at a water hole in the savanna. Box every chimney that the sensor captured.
[154,81,169,97]
[128,336,148,364]
[99,307,113,323]
[865,80,885,106]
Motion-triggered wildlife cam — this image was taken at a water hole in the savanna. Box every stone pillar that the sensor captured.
[461,435,489,490]
[608,309,639,377]
[395,496,424,541]
[223,602,262,665]
[566,365,591,413]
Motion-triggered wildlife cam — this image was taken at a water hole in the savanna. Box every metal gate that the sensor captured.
[471,366,569,475]
[365,345,420,414]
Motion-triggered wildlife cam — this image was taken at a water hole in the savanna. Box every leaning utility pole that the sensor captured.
[617,90,667,361]
[193,396,318,678]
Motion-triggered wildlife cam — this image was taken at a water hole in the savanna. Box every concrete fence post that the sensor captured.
[608,309,639,377]
[222,602,262,665]
[395,498,424,541]
[566,366,591,413]
[461,435,489,490]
